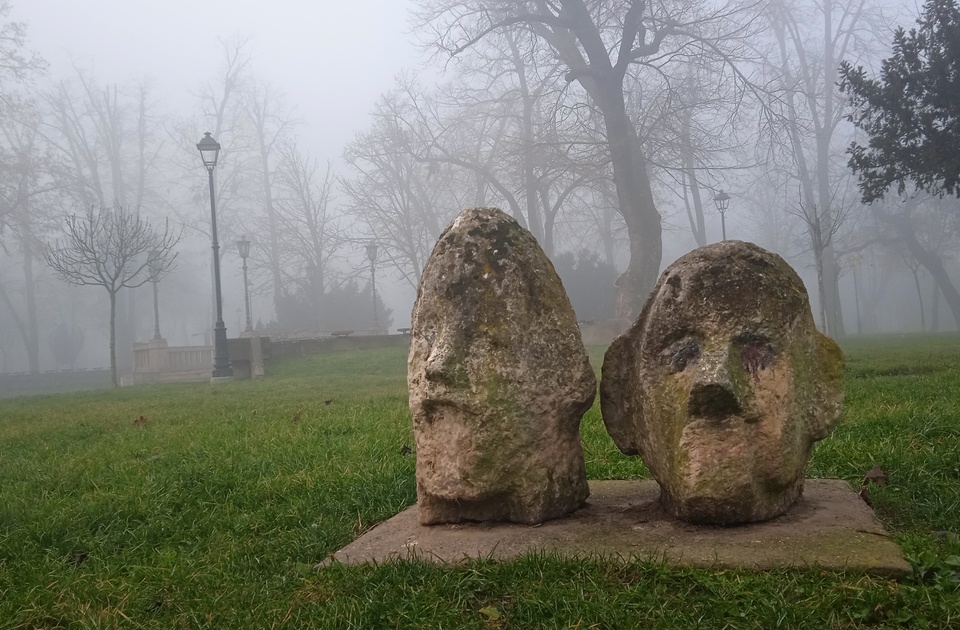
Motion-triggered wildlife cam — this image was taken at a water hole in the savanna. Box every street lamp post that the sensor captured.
[148,250,163,341]
[713,190,731,241]
[197,132,232,379]
[237,236,253,333]
[365,242,379,334]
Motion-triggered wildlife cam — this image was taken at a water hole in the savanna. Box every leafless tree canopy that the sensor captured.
[45,204,178,291]
[3,0,960,378]
[44,204,180,385]
[411,0,767,317]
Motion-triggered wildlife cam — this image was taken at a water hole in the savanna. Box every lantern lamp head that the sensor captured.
[197,132,221,171]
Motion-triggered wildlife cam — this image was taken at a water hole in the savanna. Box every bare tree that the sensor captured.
[44,205,180,386]
[0,0,47,99]
[167,37,256,241]
[427,43,609,256]
[39,70,169,369]
[163,37,260,333]
[342,86,470,287]
[0,96,62,373]
[243,79,299,319]
[870,196,960,329]
[0,5,54,373]
[758,0,892,335]
[652,57,751,249]
[837,192,960,329]
[789,188,850,331]
[267,143,344,328]
[899,250,927,331]
[415,0,760,317]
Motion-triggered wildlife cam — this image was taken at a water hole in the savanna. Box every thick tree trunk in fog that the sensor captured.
[416,0,760,313]
[417,0,691,318]
[556,45,663,319]
[602,107,662,319]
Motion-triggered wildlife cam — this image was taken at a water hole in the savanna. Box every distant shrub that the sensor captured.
[553,250,618,321]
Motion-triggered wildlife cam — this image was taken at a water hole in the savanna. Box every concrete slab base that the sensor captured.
[328,479,910,576]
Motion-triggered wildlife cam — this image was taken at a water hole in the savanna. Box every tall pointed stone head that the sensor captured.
[601,241,844,524]
[409,207,596,525]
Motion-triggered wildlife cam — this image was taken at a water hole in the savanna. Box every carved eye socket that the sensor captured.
[741,337,777,376]
[665,340,700,372]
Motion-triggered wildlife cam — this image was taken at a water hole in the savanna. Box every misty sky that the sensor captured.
[13,0,424,163]
[10,0,431,333]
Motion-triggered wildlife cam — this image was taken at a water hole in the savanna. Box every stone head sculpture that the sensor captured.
[408,207,596,525]
[600,241,844,524]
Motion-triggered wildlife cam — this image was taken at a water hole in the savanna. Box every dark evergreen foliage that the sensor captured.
[269,279,393,333]
[840,0,960,201]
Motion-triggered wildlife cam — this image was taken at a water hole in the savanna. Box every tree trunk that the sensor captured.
[0,282,36,373]
[817,0,846,337]
[931,280,941,332]
[109,289,118,387]
[116,289,134,371]
[511,35,545,246]
[20,221,40,373]
[896,223,960,329]
[821,246,845,336]
[539,4,663,319]
[816,245,827,332]
[680,108,707,247]
[772,4,846,336]
[910,267,926,331]
[599,100,662,320]
[259,141,284,319]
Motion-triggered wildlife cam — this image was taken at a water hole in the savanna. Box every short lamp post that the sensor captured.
[713,190,731,241]
[365,242,379,333]
[237,236,253,333]
[148,250,163,341]
[197,131,232,379]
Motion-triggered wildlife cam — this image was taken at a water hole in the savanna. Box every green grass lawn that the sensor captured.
[1,335,959,628]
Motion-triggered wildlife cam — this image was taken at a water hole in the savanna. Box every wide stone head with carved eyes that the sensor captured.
[600,241,844,524]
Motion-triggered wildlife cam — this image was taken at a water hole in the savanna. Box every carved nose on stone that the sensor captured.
[424,357,447,383]
[687,382,742,419]
[424,346,455,384]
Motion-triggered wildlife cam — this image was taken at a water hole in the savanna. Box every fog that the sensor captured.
[18,0,420,163]
[1,0,958,381]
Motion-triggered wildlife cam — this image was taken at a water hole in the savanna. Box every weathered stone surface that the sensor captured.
[409,207,595,525]
[327,479,910,577]
[601,241,844,524]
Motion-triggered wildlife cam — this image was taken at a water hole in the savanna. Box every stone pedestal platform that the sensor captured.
[326,479,909,576]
